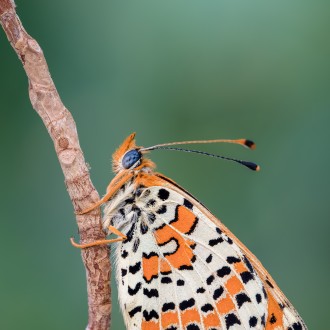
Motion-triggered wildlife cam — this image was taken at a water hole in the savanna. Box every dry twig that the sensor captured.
[0,1,112,329]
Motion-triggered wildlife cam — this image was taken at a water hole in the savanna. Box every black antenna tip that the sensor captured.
[241,161,260,171]
[244,139,256,150]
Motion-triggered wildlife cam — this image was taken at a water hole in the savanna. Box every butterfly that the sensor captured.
[72,133,307,330]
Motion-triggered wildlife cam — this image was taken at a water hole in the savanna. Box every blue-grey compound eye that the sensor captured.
[122,149,142,169]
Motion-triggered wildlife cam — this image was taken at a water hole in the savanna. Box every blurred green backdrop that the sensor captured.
[1,1,329,329]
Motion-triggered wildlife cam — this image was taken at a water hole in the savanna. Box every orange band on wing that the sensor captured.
[216,295,235,315]
[203,311,222,328]
[156,224,195,270]
[225,275,244,296]
[181,308,201,327]
[142,254,159,282]
[143,206,197,281]
[265,289,284,329]
[161,311,179,328]
[141,320,159,330]
[171,206,197,234]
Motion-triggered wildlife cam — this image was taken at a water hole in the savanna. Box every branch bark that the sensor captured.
[0,1,111,329]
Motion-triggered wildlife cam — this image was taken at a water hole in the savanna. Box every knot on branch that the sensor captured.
[59,149,77,165]
[58,136,69,149]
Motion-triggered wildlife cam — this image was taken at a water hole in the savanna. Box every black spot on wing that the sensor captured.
[162,302,175,312]
[201,303,214,313]
[256,293,262,303]
[129,306,142,318]
[129,261,141,274]
[213,286,224,300]
[270,313,277,324]
[196,287,205,293]
[140,222,148,235]
[143,288,159,298]
[121,268,127,277]
[217,266,231,278]
[206,254,213,263]
[128,282,141,296]
[206,275,215,285]
[262,286,268,299]
[183,198,193,210]
[187,325,200,330]
[291,322,303,330]
[161,276,172,284]
[143,309,159,321]
[156,205,167,214]
[243,255,255,273]
[226,236,233,244]
[121,250,128,258]
[240,271,254,284]
[226,256,240,264]
[216,227,222,235]
[123,222,136,243]
[132,238,140,253]
[209,237,224,246]
[179,298,195,311]
[158,188,170,201]
[225,313,241,329]
[249,316,258,327]
[177,279,185,286]
[235,292,251,308]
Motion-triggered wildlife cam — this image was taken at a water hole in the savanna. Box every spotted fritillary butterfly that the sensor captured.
[76,133,307,330]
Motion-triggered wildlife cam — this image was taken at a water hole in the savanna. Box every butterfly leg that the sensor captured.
[77,172,135,215]
[70,225,127,249]
[76,194,110,215]
[107,225,126,238]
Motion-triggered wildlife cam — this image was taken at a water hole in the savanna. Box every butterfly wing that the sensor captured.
[154,174,307,329]
[108,172,306,330]
[151,174,307,330]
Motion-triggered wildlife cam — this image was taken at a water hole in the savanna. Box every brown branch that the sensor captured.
[0,1,111,329]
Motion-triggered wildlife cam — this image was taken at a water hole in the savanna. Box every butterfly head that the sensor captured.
[112,133,155,173]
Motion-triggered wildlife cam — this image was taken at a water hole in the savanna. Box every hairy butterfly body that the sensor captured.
[78,133,307,330]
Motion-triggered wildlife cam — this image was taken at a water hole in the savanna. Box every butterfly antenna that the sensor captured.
[143,146,260,171]
[141,138,256,151]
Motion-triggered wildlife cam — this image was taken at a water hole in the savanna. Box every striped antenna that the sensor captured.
[141,138,256,151]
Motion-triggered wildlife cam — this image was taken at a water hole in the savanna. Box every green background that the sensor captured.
[1,1,329,329]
